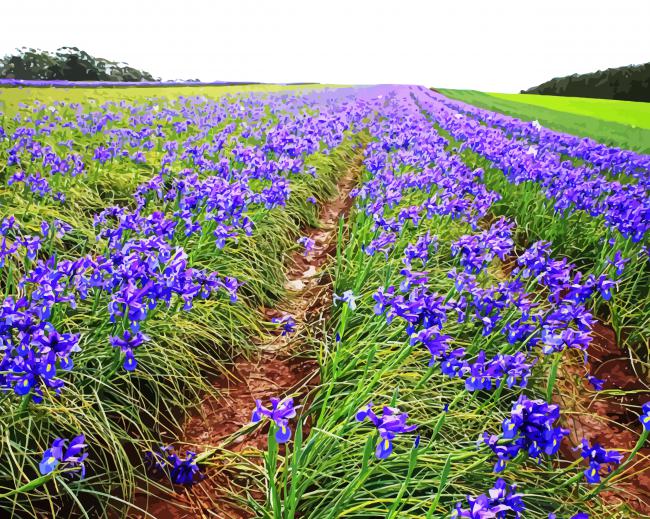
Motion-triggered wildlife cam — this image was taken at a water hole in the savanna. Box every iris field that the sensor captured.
[0,83,648,518]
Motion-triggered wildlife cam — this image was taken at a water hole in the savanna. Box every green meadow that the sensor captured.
[438,89,650,153]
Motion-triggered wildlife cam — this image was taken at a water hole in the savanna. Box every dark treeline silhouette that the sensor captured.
[0,47,157,82]
[522,62,650,102]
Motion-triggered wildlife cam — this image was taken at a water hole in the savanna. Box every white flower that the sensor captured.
[333,290,357,311]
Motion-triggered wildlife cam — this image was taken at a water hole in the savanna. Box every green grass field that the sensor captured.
[489,92,650,130]
[438,89,650,153]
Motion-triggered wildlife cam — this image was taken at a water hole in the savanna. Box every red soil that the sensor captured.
[556,323,650,516]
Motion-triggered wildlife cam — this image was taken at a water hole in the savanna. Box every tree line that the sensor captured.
[523,62,650,102]
[0,47,157,82]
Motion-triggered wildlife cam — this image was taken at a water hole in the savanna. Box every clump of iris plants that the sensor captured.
[3,80,650,519]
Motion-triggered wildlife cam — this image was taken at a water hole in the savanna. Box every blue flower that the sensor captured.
[297,236,315,256]
[272,315,296,335]
[577,438,623,484]
[145,446,204,486]
[39,435,87,478]
[39,438,66,475]
[169,451,201,486]
[452,478,525,518]
[586,374,604,391]
[363,232,396,259]
[251,397,297,443]
[356,402,417,459]
[640,402,650,431]
[110,330,149,372]
[607,251,628,277]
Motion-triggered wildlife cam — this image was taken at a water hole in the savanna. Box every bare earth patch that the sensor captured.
[555,323,650,516]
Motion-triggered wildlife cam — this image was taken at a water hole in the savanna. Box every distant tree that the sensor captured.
[522,62,650,102]
[0,47,158,82]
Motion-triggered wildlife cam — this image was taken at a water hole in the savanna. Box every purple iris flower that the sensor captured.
[21,235,42,260]
[577,438,623,484]
[410,329,452,366]
[251,397,297,443]
[403,232,438,267]
[363,232,397,258]
[145,446,204,486]
[641,402,650,431]
[39,435,87,478]
[297,236,315,256]
[596,275,616,301]
[109,330,149,371]
[355,403,417,459]
[586,374,604,391]
[607,251,629,277]
[39,438,65,475]
[452,478,525,518]
[272,315,296,335]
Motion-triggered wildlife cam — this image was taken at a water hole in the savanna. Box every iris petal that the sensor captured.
[275,423,291,443]
[376,438,393,459]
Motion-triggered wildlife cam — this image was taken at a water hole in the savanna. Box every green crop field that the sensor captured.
[438,89,650,153]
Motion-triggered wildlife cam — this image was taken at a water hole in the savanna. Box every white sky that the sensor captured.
[1,0,649,93]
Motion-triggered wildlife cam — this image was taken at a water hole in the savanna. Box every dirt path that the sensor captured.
[134,153,363,519]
